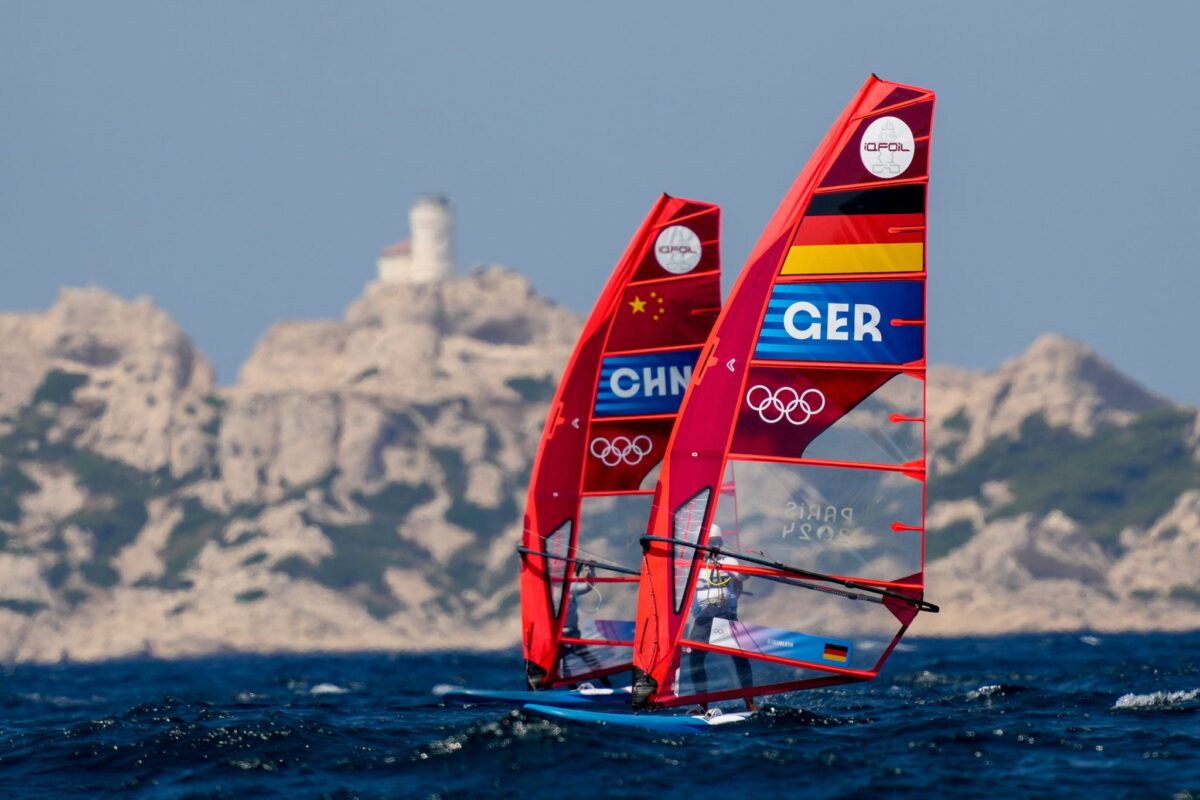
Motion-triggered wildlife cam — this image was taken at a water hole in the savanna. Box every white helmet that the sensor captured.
[708,523,723,545]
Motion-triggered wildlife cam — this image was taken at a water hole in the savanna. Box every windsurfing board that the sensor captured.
[523,702,755,733]
[434,685,631,708]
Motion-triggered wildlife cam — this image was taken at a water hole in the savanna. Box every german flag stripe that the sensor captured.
[807,184,925,217]
[781,242,923,275]
[792,213,924,247]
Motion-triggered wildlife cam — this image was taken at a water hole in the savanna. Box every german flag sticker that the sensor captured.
[823,643,849,663]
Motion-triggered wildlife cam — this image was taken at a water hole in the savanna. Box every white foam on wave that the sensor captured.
[966,684,1004,700]
[309,683,349,696]
[913,670,948,687]
[20,692,98,708]
[431,684,459,697]
[1112,688,1200,710]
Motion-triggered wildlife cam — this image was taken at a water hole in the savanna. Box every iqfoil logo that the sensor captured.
[654,225,702,274]
[859,116,915,179]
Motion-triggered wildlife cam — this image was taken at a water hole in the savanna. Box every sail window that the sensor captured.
[671,488,712,614]
[716,458,923,583]
[543,520,572,618]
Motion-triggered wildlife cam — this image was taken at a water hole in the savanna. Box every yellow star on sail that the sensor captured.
[628,295,647,314]
[651,291,664,321]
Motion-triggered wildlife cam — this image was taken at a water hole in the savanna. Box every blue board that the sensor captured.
[523,702,754,733]
[435,685,631,708]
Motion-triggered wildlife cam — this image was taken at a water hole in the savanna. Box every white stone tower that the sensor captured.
[410,194,455,281]
[377,194,456,284]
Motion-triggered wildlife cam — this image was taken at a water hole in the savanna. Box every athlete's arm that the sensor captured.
[722,556,745,593]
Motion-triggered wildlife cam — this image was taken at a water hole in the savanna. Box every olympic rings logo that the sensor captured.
[589,435,654,467]
[745,384,826,426]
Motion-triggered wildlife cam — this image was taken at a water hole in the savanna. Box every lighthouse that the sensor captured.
[377,195,456,284]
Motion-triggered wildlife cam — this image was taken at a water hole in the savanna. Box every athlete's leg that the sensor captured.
[687,615,714,696]
[721,613,758,710]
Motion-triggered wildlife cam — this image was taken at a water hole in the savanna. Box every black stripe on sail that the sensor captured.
[807,184,925,217]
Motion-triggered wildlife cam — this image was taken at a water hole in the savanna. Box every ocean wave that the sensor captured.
[902,669,952,687]
[761,706,867,727]
[1,638,1197,797]
[1112,688,1200,711]
[309,683,349,696]
[19,692,100,708]
[966,683,1030,701]
[416,709,561,761]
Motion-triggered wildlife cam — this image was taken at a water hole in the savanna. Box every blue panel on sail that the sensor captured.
[707,618,853,665]
[754,281,923,364]
[594,349,701,417]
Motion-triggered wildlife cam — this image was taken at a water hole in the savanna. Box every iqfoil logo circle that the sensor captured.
[859,116,915,179]
[654,226,702,274]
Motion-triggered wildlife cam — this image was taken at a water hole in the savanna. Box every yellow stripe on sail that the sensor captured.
[781,243,924,275]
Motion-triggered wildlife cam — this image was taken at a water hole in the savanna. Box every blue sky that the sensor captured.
[3,2,1198,402]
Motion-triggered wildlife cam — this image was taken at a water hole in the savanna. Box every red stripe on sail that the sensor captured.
[791,213,925,247]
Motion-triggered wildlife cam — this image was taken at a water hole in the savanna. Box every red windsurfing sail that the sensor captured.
[631,77,938,710]
[520,195,722,688]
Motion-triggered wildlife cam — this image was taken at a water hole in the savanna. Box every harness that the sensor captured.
[706,557,732,588]
[573,563,602,614]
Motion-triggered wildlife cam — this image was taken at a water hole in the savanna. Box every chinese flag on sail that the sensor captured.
[606,272,720,352]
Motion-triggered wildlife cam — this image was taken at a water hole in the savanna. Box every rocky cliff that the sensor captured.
[920,335,1199,635]
[0,272,577,661]
[0,277,1195,661]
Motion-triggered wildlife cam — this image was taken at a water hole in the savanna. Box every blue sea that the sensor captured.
[1,633,1197,799]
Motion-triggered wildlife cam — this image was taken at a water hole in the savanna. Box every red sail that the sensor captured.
[520,196,721,688]
[632,77,936,709]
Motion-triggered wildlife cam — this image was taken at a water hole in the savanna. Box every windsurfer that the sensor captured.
[687,525,759,712]
[562,563,612,687]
